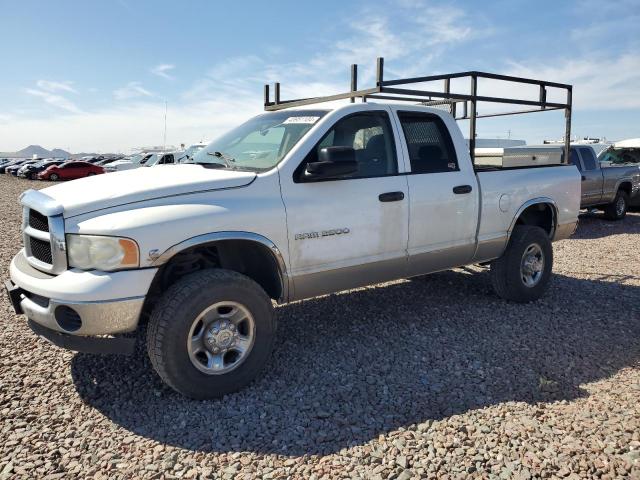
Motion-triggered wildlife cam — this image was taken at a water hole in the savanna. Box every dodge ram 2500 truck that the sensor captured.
[5,66,581,399]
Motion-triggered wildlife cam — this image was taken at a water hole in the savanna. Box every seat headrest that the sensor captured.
[365,134,385,151]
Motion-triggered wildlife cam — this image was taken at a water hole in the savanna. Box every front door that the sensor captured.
[576,147,603,205]
[280,108,409,300]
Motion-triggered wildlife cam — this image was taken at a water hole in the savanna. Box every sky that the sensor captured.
[1,0,639,153]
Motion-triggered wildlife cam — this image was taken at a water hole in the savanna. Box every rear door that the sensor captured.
[391,106,479,276]
[577,147,603,204]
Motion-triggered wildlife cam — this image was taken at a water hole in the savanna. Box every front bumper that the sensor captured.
[27,319,136,355]
[9,251,157,337]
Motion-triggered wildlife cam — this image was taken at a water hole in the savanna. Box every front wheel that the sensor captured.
[147,269,276,399]
[603,190,628,220]
[49,173,59,181]
[490,225,553,303]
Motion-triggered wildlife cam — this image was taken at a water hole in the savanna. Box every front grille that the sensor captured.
[30,237,53,264]
[28,209,49,232]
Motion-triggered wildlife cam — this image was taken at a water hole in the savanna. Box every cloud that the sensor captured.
[113,82,153,100]
[505,53,640,110]
[5,0,638,152]
[151,64,176,80]
[36,80,77,94]
[24,88,81,113]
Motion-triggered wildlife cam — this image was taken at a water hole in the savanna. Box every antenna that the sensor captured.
[163,100,168,151]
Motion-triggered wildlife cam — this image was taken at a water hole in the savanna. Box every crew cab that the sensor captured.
[38,161,105,181]
[5,65,580,399]
[568,145,640,219]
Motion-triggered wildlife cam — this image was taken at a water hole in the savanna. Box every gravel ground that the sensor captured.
[0,174,639,479]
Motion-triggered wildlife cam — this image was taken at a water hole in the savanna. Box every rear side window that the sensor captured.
[398,112,459,174]
[579,147,597,170]
[569,149,582,171]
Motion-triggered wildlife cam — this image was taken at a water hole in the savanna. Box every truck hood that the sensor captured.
[41,164,256,217]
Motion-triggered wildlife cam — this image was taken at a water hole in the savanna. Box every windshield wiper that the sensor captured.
[207,151,236,168]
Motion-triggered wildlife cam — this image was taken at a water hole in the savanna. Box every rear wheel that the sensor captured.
[490,225,553,303]
[603,190,628,220]
[147,269,276,399]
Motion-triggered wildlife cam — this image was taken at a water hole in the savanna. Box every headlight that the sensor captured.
[66,234,139,271]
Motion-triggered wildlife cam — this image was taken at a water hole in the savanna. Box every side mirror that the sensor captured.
[305,146,358,179]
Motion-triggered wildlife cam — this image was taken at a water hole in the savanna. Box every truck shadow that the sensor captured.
[70,270,640,456]
[573,210,640,239]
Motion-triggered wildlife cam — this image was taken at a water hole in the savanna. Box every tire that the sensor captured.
[49,173,59,181]
[147,269,276,399]
[603,190,628,221]
[30,173,38,180]
[87,172,96,176]
[490,225,553,303]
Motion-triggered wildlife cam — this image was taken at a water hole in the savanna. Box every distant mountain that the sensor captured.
[0,145,119,159]
[50,148,72,158]
[16,145,53,158]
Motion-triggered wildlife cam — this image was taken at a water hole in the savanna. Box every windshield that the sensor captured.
[600,147,640,165]
[145,154,161,166]
[191,110,328,171]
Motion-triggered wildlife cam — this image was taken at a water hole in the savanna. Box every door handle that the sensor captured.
[378,191,405,202]
[452,185,472,194]
[581,175,586,181]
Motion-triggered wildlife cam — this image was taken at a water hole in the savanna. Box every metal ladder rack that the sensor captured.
[263,57,573,166]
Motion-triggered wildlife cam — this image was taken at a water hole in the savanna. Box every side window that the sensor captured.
[297,111,398,181]
[579,147,597,170]
[569,149,582,171]
[398,112,458,174]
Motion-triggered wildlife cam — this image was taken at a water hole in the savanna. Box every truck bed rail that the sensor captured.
[263,58,573,167]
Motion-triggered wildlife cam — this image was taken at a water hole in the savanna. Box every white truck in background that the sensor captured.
[103,152,154,172]
[5,62,580,399]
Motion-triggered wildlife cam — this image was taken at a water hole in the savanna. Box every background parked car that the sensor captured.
[143,151,184,167]
[0,159,38,174]
[0,159,18,173]
[104,153,153,172]
[38,161,104,181]
[6,160,40,176]
[18,159,65,179]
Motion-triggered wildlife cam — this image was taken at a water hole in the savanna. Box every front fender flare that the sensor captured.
[151,231,290,302]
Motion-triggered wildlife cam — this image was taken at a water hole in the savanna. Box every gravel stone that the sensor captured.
[0,176,639,479]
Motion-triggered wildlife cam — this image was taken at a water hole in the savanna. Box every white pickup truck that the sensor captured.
[5,66,580,399]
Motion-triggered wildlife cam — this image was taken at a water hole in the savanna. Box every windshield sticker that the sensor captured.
[283,116,320,125]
